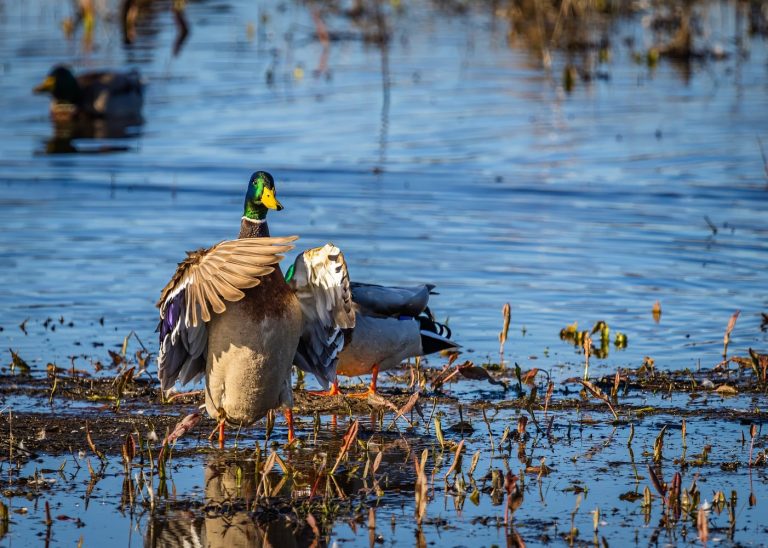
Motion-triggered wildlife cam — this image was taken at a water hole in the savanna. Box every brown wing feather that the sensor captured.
[158,252,201,308]
[185,278,198,327]
[189,278,204,325]
[201,276,228,315]
[217,265,264,288]
[207,273,248,303]
[158,236,298,327]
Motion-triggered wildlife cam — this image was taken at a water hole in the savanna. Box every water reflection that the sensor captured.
[145,457,313,547]
[146,512,305,548]
[121,0,190,57]
[42,117,142,154]
[143,423,426,548]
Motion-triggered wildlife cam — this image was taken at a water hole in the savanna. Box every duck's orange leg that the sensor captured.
[348,364,379,398]
[308,378,342,397]
[208,418,226,448]
[284,408,295,443]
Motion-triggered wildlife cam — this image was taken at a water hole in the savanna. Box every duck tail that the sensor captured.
[418,308,452,338]
[417,312,459,355]
[419,330,460,356]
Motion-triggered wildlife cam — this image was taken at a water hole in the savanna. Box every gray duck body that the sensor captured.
[287,248,458,388]
[335,313,423,377]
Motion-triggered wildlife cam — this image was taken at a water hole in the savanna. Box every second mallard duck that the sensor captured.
[34,65,143,123]
[287,245,459,396]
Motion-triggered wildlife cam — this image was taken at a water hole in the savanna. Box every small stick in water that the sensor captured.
[499,303,511,367]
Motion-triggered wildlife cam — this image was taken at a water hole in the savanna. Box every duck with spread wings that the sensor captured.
[156,171,354,446]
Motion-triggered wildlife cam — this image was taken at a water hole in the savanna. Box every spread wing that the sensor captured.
[287,244,356,389]
[156,236,298,392]
[350,282,435,317]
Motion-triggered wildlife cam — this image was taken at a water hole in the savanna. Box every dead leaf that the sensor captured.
[366,392,399,414]
[162,412,202,445]
[414,449,428,524]
[525,463,552,476]
[85,421,104,460]
[579,380,619,420]
[121,434,136,465]
[9,349,30,373]
[505,471,524,522]
[499,303,511,355]
[331,420,359,474]
[647,464,666,498]
[697,505,709,543]
[444,439,465,479]
[715,384,738,395]
[108,350,124,367]
[723,310,740,358]
[389,391,420,428]
[544,381,554,415]
[458,362,508,390]
[521,368,539,386]
[430,364,457,390]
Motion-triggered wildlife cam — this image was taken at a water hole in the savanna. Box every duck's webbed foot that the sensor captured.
[308,378,342,397]
[347,364,380,398]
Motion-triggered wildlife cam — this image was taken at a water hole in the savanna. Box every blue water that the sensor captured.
[5,401,767,547]
[1,1,767,379]
[1,0,768,545]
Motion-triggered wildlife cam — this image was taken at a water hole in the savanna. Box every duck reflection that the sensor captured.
[43,117,141,154]
[144,426,421,547]
[121,0,190,56]
[145,512,304,548]
[145,457,316,548]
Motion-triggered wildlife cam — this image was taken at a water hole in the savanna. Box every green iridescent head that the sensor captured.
[33,65,81,103]
[243,171,283,220]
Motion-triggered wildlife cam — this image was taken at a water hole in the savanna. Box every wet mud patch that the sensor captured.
[2,360,768,545]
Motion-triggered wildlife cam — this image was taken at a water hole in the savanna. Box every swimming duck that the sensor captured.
[34,65,143,122]
[157,172,353,445]
[287,245,458,396]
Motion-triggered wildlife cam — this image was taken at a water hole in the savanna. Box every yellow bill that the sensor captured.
[34,76,56,94]
[261,187,283,210]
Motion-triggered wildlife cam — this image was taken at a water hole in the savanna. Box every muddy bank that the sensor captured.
[2,355,766,461]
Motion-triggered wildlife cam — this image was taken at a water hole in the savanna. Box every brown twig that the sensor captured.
[330,420,359,475]
[723,310,740,360]
[578,380,619,421]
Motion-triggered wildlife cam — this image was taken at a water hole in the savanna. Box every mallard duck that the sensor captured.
[33,65,143,122]
[156,172,353,445]
[287,245,459,396]
[289,244,356,389]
